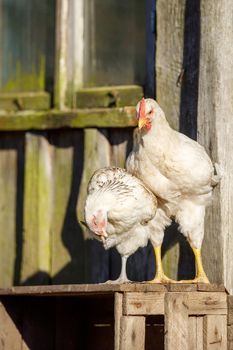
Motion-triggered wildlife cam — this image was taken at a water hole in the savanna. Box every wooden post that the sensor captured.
[55,0,84,109]
[114,293,123,350]
[164,293,189,350]
[197,0,233,291]
[203,315,227,349]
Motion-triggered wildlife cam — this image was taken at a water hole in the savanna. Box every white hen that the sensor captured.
[85,167,171,283]
[126,98,221,283]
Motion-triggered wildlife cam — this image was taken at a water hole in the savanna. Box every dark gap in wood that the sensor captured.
[145,315,164,350]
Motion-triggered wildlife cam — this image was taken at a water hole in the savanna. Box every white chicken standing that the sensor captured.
[126,98,221,283]
[85,167,171,283]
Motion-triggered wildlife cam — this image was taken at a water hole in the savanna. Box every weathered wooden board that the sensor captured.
[123,292,165,315]
[0,107,136,131]
[189,316,204,350]
[197,0,233,292]
[49,129,86,284]
[114,293,123,350]
[119,316,145,350]
[0,133,24,287]
[155,0,200,282]
[21,132,52,285]
[0,92,50,111]
[203,315,227,349]
[164,293,189,350]
[76,86,143,109]
[0,301,22,350]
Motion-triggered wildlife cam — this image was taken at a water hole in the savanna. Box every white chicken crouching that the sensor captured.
[126,98,221,283]
[85,167,171,283]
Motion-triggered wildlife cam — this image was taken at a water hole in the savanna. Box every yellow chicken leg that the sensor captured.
[149,245,175,283]
[179,246,210,283]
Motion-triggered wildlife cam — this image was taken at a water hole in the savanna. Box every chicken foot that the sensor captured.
[105,255,132,284]
[149,245,175,283]
[178,246,210,283]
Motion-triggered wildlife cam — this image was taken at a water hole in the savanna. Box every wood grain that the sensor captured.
[21,132,51,285]
[119,316,145,350]
[189,316,204,350]
[164,293,189,350]
[197,0,233,293]
[123,292,165,316]
[0,107,136,131]
[0,302,22,350]
[114,293,123,350]
[0,135,18,287]
[203,315,227,349]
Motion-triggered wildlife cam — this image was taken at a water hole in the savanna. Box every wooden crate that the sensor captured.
[0,284,229,350]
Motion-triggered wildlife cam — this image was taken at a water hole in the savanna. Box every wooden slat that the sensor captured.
[189,316,204,350]
[0,135,19,287]
[0,107,136,131]
[0,302,22,350]
[167,284,197,292]
[123,292,165,315]
[114,293,123,350]
[119,316,145,350]
[76,128,111,283]
[228,296,233,325]
[0,283,167,296]
[187,292,227,315]
[203,315,227,349]
[197,0,233,292]
[50,130,85,284]
[164,293,189,350]
[0,92,50,111]
[21,132,52,285]
[228,325,233,350]
[156,0,185,130]
[76,85,143,109]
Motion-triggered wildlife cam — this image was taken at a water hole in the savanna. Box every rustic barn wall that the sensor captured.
[155,0,200,280]
[197,0,233,293]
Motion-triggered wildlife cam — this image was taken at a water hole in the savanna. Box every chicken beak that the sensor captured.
[138,117,147,130]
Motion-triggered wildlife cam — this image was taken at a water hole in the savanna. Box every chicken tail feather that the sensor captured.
[211,163,223,187]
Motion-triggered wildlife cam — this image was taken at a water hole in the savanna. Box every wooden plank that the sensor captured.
[197,0,233,292]
[0,107,136,131]
[119,316,145,350]
[164,293,189,350]
[0,283,167,296]
[189,316,204,350]
[167,283,197,292]
[76,128,111,282]
[156,0,200,282]
[0,135,18,287]
[21,132,52,285]
[228,296,233,325]
[156,0,185,130]
[228,325,233,350]
[50,130,86,284]
[187,292,227,315]
[123,292,165,315]
[203,315,227,349]
[198,284,226,293]
[76,85,143,108]
[0,302,22,350]
[0,92,50,111]
[55,0,84,108]
[114,293,123,350]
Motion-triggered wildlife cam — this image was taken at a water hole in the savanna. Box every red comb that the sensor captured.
[139,98,146,118]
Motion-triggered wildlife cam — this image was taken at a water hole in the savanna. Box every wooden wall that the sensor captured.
[0,0,232,291]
